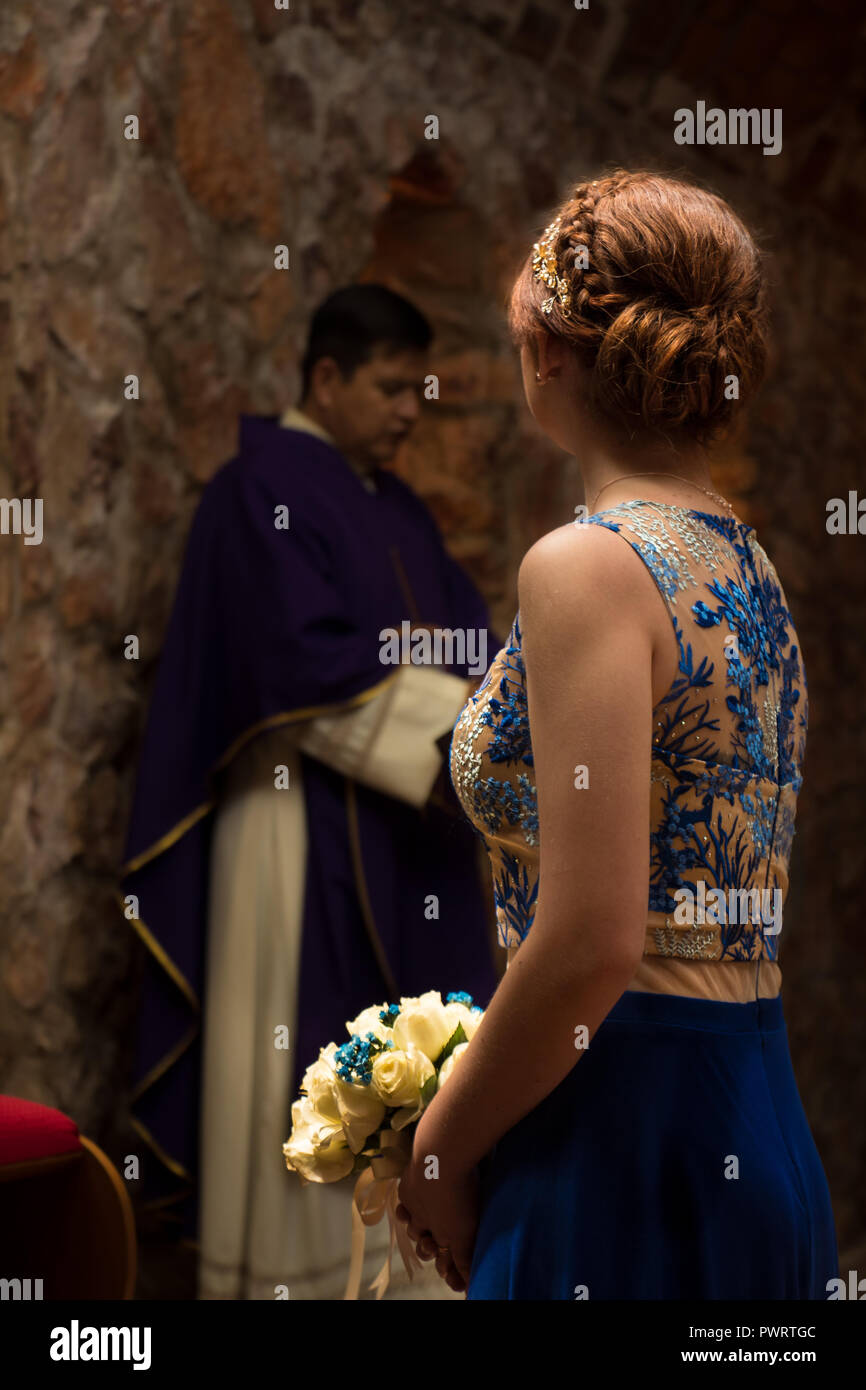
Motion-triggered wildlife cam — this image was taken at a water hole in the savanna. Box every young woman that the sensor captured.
[396,168,838,1299]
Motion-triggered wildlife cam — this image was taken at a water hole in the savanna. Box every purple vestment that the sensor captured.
[119,416,498,1234]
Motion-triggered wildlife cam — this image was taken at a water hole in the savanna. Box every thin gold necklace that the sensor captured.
[589,471,736,518]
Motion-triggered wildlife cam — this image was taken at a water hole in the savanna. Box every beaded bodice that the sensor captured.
[449,501,807,962]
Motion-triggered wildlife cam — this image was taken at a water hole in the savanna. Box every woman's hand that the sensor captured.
[396,1145,480,1293]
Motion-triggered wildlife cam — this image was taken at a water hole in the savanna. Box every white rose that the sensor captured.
[345,1004,393,1044]
[444,1002,482,1042]
[371,1044,435,1126]
[392,991,461,1063]
[437,1041,470,1091]
[334,1073,386,1154]
[301,1041,385,1153]
[300,1044,342,1123]
[283,1096,355,1183]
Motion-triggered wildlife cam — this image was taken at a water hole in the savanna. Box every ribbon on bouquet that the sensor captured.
[344,1129,423,1300]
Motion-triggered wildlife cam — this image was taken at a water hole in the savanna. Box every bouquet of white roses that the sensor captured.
[283,989,483,1300]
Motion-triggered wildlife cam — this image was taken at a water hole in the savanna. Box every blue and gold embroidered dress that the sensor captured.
[449,501,837,1299]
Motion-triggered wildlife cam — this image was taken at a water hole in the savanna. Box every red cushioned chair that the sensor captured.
[0,1095,136,1299]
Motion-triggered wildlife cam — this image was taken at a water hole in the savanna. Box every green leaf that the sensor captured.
[419,1072,438,1107]
[433,1021,467,1070]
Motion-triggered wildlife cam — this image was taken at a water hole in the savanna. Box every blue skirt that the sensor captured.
[467,990,838,1300]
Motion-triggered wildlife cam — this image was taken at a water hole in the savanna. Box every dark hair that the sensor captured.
[299,284,432,399]
[509,168,769,444]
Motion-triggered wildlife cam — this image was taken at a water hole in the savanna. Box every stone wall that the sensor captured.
[0,0,864,1273]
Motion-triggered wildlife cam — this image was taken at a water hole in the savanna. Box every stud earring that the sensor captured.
[535,371,544,384]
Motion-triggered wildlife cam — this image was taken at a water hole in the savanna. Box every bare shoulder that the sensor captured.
[518,520,661,638]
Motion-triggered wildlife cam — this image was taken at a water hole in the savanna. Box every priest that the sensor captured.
[119,284,499,1299]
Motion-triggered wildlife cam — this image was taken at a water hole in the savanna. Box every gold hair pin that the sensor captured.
[531,216,572,315]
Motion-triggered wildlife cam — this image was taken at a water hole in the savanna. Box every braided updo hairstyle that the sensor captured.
[509,169,770,444]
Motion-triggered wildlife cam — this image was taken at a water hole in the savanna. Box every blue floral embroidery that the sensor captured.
[473,772,538,844]
[491,851,539,945]
[449,502,807,959]
[452,614,539,859]
[478,617,534,768]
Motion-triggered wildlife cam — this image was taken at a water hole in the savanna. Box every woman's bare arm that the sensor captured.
[412,521,656,1177]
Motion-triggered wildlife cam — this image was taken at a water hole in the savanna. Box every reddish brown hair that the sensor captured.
[509,168,769,443]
